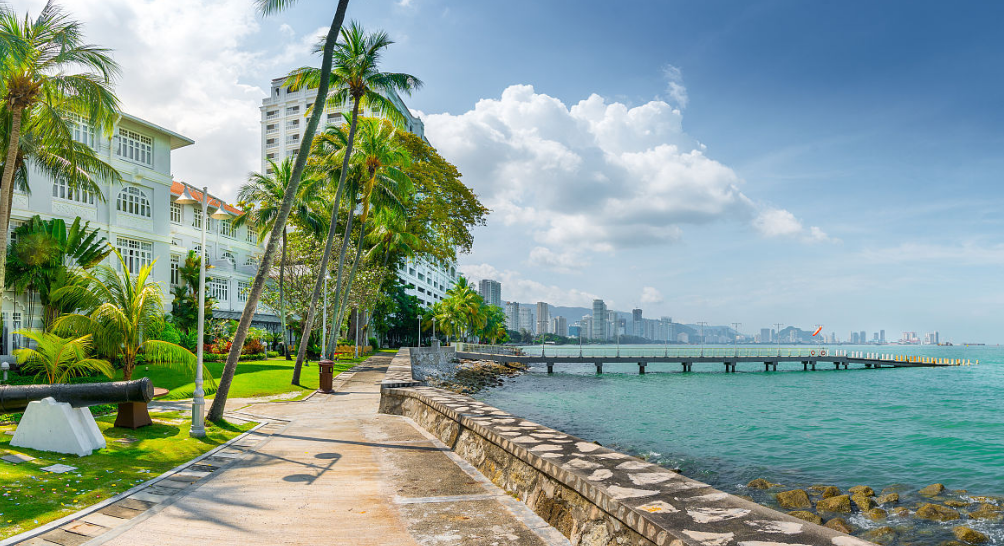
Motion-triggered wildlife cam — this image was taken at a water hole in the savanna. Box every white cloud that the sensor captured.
[527,246,590,274]
[460,263,600,307]
[663,64,688,109]
[425,84,824,264]
[640,286,663,304]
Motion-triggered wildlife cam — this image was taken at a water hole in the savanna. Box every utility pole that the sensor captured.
[731,322,742,357]
[775,322,783,356]
[696,321,708,357]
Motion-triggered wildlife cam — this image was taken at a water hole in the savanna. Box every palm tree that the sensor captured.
[365,208,420,268]
[209,0,349,422]
[286,23,422,382]
[13,331,113,384]
[0,2,120,301]
[235,157,326,360]
[53,249,198,382]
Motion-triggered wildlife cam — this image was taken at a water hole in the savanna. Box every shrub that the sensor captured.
[368,336,378,350]
[266,351,280,358]
[210,339,232,355]
[243,338,266,355]
[202,352,266,362]
[161,323,181,345]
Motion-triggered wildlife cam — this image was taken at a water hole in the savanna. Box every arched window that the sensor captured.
[117,186,151,218]
[221,251,236,269]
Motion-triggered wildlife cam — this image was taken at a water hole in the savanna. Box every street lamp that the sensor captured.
[321,274,331,360]
[775,322,784,357]
[731,322,742,357]
[176,184,232,438]
[697,321,708,357]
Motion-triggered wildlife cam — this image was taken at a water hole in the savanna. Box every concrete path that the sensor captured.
[83,354,567,546]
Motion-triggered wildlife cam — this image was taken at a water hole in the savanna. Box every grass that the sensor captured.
[121,354,370,401]
[0,411,254,540]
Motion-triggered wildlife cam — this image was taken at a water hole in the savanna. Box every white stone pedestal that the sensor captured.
[11,397,106,456]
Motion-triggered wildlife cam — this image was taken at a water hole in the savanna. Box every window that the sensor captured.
[170,202,182,224]
[246,230,257,244]
[237,281,250,303]
[285,134,300,146]
[12,312,22,351]
[327,112,342,122]
[116,237,153,273]
[220,219,237,238]
[117,187,152,218]
[286,106,299,115]
[266,153,275,160]
[193,243,202,255]
[208,217,218,233]
[208,277,228,301]
[221,251,236,268]
[114,128,153,166]
[52,179,96,205]
[285,119,299,130]
[170,255,180,285]
[266,124,277,134]
[266,109,278,119]
[192,207,203,228]
[66,113,95,148]
[266,138,277,147]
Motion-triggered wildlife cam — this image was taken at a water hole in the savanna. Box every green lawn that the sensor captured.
[123,355,368,401]
[0,411,254,540]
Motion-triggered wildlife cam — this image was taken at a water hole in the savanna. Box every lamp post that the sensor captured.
[696,321,708,357]
[775,322,784,357]
[176,184,232,438]
[321,274,330,360]
[417,315,421,348]
[731,322,742,357]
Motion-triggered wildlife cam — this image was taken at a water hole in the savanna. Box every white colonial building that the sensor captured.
[259,76,458,308]
[2,111,277,357]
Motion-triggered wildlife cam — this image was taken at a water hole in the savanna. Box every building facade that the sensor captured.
[552,316,568,337]
[505,301,520,331]
[478,279,502,308]
[591,299,607,340]
[518,307,535,334]
[536,302,550,335]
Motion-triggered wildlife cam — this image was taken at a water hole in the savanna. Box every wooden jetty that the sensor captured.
[453,343,977,374]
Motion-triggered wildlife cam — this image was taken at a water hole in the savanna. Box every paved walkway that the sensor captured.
[56,354,567,546]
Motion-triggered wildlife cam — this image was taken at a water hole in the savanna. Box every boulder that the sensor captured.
[853,494,877,511]
[953,526,989,544]
[863,526,897,545]
[944,500,970,508]
[820,486,842,498]
[916,503,961,521]
[825,517,854,534]
[747,478,778,490]
[777,489,813,510]
[877,493,900,505]
[864,508,888,521]
[969,505,1003,521]
[816,495,852,513]
[848,485,875,497]
[892,507,911,517]
[788,511,823,524]
[920,483,946,497]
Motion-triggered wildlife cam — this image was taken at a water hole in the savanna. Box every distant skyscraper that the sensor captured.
[504,302,519,331]
[518,307,534,334]
[880,330,886,343]
[760,328,772,344]
[478,279,502,308]
[581,315,592,339]
[632,308,643,337]
[860,331,866,344]
[536,302,550,335]
[552,316,568,337]
[592,299,607,340]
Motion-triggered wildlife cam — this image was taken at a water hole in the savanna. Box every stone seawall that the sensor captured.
[379,348,875,546]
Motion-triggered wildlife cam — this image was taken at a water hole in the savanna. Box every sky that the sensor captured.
[21,0,1004,343]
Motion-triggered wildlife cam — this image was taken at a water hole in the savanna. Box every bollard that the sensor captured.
[318,359,335,393]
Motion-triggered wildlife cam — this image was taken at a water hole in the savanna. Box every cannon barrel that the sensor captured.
[0,378,154,414]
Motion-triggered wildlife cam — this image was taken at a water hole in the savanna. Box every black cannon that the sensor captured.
[0,378,154,414]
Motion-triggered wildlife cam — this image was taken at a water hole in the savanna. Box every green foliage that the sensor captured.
[170,250,216,334]
[371,278,423,346]
[160,322,181,345]
[13,331,114,384]
[423,276,506,344]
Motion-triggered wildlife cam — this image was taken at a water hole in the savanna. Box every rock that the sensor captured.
[877,493,900,505]
[825,517,854,534]
[777,489,813,509]
[788,511,823,524]
[816,495,852,513]
[953,526,989,544]
[941,541,967,546]
[916,503,961,521]
[747,478,778,490]
[969,505,1003,521]
[893,507,911,517]
[944,500,970,508]
[865,508,888,521]
[863,526,897,545]
[920,483,947,497]
[820,486,842,498]
[849,485,875,497]
[853,494,877,511]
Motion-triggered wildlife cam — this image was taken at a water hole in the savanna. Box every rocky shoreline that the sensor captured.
[425,358,529,394]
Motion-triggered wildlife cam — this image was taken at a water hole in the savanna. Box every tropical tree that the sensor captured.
[287,22,422,385]
[170,250,216,335]
[235,157,327,359]
[444,277,486,341]
[53,249,198,382]
[209,0,350,422]
[5,215,111,328]
[13,331,113,384]
[0,2,121,301]
[365,208,419,267]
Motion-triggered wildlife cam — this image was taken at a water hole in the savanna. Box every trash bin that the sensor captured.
[318,359,334,393]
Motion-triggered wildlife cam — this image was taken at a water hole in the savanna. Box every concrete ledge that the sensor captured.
[379,349,875,546]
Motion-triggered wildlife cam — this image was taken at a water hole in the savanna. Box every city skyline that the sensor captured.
[37,0,1004,343]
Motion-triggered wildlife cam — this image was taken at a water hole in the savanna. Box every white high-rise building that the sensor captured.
[518,307,535,334]
[504,302,519,331]
[479,279,502,308]
[259,76,454,308]
[536,302,550,335]
[592,299,607,340]
[552,316,568,337]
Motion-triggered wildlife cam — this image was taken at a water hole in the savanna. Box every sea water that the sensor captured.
[476,344,1004,544]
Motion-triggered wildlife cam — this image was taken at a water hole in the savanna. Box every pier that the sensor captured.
[453,343,977,374]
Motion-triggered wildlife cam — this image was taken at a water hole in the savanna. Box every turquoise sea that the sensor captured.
[477,344,1004,544]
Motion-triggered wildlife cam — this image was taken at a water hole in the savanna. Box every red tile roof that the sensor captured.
[171,181,244,215]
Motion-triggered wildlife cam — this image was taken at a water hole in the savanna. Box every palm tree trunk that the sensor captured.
[0,107,24,310]
[331,219,367,350]
[280,227,289,359]
[291,97,362,382]
[208,2,348,422]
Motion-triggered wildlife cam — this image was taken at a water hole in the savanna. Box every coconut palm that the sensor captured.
[284,22,421,384]
[0,1,121,302]
[53,249,198,382]
[235,157,326,360]
[208,0,349,422]
[365,208,419,268]
[13,331,113,384]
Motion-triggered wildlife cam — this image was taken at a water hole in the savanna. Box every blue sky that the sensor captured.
[36,1,1004,342]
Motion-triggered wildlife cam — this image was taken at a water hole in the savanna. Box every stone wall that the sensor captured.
[380,349,874,546]
[408,345,457,382]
